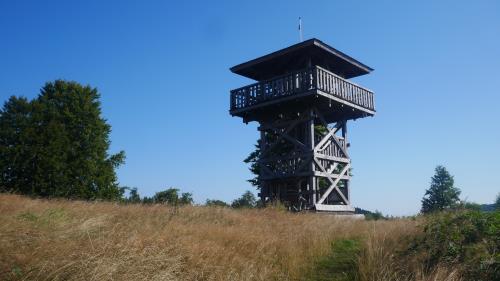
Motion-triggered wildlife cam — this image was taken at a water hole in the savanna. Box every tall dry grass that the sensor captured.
[0,195,461,281]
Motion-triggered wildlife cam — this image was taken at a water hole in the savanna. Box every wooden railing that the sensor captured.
[315,135,347,159]
[230,66,374,112]
[315,66,375,111]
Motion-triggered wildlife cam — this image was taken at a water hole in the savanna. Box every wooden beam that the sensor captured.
[314,159,350,205]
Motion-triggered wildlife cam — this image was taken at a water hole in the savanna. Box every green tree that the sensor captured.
[179,192,194,205]
[495,193,500,210]
[206,199,229,207]
[421,166,461,214]
[0,96,34,193]
[153,188,179,204]
[0,80,125,200]
[125,187,141,203]
[243,143,260,187]
[152,188,193,205]
[231,190,257,208]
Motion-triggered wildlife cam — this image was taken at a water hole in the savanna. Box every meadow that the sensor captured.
[0,194,489,281]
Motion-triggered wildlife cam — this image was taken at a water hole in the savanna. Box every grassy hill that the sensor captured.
[0,194,497,281]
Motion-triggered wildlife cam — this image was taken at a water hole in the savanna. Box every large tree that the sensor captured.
[421,165,461,214]
[0,80,125,200]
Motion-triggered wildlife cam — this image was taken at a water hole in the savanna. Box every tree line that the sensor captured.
[123,186,257,208]
[0,80,259,208]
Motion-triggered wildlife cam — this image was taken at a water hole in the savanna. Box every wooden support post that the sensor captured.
[342,120,350,203]
[308,109,316,206]
[259,129,267,203]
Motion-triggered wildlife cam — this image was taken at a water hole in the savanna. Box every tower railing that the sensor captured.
[230,66,375,112]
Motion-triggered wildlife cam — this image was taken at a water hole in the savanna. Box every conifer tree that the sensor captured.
[421,165,461,213]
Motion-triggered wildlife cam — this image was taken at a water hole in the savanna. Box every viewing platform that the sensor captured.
[230,65,375,122]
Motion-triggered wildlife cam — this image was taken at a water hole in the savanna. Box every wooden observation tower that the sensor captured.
[229,39,375,212]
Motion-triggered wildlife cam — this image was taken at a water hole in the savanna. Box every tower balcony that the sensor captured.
[230,65,375,123]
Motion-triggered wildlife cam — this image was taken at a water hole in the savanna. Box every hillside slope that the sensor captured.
[0,195,468,281]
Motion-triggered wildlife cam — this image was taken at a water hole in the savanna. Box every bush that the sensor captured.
[231,191,256,209]
[151,188,193,205]
[355,207,387,220]
[205,199,229,207]
[408,210,499,281]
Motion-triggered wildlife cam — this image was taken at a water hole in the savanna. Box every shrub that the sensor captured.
[205,199,229,207]
[408,210,499,281]
[151,188,193,205]
[231,190,256,208]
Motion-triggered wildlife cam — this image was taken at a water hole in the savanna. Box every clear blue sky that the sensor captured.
[1,0,499,215]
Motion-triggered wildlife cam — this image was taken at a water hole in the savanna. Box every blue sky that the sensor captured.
[1,0,499,215]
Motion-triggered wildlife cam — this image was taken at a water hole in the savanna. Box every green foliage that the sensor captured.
[151,188,193,205]
[421,166,461,214]
[409,210,500,280]
[243,143,260,187]
[0,80,125,200]
[205,199,229,207]
[354,207,387,220]
[124,187,141,203]
[141,196,154,204]
[180,192,194,205]
[152,188,179,204]
[459,201,482,211]
[306,239,361,281]
[495,193,500,210]
[231,190,257,208]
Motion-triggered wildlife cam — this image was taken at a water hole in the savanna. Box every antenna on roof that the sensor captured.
[298,17,303,42]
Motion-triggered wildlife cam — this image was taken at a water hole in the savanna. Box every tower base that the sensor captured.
[314,204,355,212]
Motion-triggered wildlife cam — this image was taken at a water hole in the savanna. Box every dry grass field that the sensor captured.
[0,194,463,281]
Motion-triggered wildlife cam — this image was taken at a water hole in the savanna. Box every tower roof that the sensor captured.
[230,38,373,81]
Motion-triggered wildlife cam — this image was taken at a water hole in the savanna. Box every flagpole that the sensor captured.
[299,17,303,42]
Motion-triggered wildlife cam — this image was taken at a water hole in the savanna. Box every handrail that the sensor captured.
[315,65,373,93]
[230,66,374,112]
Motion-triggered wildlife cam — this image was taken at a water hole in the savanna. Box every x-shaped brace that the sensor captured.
[314,158,350,205]
[312,108,349,158]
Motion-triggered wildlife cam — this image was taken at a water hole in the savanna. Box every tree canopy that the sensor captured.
[0,80,125,200]
[421,165,461,214]
[205,199,229,207]
[231,190,257,208]
[147,188,193,205]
